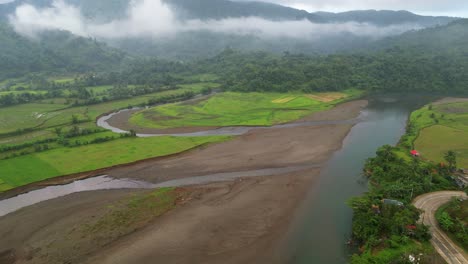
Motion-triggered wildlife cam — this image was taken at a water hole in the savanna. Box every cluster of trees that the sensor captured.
[0,138,56,155]
[200,48,468,94]
[55,126,104,138]
[349,145,456,262]
[436,198,468,249]
[0,92,48,106]
[146,91,195,106]
[0,125,138,159]
[59,130,136,148]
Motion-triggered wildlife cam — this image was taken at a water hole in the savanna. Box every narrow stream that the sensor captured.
[0,176,153,217]
[286,95,434,264]
[0,164,321,217]
[97,108,359,137]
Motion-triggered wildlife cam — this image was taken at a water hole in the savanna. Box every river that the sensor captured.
[285,95,434,264]
[0,95,435,263]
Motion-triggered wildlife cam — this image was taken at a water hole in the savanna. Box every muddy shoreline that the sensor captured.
[0,100,367,264]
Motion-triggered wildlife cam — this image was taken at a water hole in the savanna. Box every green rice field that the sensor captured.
[130,90,361,129]
[410,100,468,167]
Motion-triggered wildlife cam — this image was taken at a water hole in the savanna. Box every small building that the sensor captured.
[410,150,420,156]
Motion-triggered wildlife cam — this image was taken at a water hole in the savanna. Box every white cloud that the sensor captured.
[8,0,423,40]
[185,18,421,39]
[9,0,87,37]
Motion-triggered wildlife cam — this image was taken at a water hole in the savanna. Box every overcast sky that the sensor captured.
[1,0,467,17]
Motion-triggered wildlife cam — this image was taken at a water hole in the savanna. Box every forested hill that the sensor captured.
[0,0,460,59]
[1,0,467,94]
[167,0,457,27]
[200,20,468,94]
[312,10,457,27]
[0,23,126,78]
[376,19,468,53]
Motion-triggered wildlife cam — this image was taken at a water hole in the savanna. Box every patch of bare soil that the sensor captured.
[0,172,317,264]
[439,106,468,114]
[433,97,468,105]
[298,100,367,122]
[0,190,136,264]
[87,170,321,264]
[105,123,352,184]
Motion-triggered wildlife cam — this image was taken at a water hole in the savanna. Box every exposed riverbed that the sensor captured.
[0,164,321,217]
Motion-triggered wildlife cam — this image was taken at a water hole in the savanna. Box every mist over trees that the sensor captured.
[0,0,459,59]
[0,0,467,97]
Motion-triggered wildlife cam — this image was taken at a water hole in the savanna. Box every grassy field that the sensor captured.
[408,100,468,167]
[130,90,361,129]
[0,81,231,191]
[0,84,214,136]
[0,135,229,191]
[0,103,68,134]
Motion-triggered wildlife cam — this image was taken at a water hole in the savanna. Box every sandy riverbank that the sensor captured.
[0,100,367,264]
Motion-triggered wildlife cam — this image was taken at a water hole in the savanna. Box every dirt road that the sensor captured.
[413,191,468,264]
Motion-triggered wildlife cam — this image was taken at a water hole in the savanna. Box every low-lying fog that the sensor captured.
[9,0,422,40]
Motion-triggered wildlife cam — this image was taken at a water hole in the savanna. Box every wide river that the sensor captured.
[285,95,434,263]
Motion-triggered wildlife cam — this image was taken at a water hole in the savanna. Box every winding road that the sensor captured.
[413,191,468,264]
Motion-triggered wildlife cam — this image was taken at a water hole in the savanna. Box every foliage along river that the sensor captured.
[285,95,434,264]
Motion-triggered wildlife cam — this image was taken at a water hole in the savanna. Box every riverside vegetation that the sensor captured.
[350,99,468,263]
[436,198,468,250]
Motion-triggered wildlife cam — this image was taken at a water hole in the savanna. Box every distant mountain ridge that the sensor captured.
[0,0,459,27]
[0,0,464,66]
